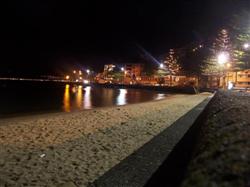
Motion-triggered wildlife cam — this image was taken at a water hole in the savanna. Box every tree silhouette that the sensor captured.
[231,11,250,70]
[203,29,233,74]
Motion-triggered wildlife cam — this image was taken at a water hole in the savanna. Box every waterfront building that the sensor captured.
[124,64,144,84]
[201,69,250,90]
[103,64,116,78]
[139,76,158,85]
[227,69,250,89]
[104,64,116,73]
[96,64,125,84]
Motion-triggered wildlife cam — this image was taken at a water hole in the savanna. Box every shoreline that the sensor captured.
[0,93,211,186]
[0,83,174,121]
[0,94,176,124]
[92,83,199,94]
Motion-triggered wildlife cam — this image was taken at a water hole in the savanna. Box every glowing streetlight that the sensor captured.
[86,69,90,74]
[159,63,164,68]
[218,52,229,65]
[65,75,70,80]
[217,52,231,90]
[73,70,76,74]
[121,67,125,72]
[244,43,249,49]
[83,80,89,84]
[79,70,82,75]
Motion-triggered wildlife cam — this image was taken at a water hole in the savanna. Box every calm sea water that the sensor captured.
[0,81,167,118]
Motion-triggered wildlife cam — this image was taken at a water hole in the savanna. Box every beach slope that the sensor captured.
[0,94,210,187]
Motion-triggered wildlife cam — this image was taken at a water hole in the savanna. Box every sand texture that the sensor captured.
[0,94,210,187]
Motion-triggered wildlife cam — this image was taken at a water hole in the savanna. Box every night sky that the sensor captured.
[1,0,249,77]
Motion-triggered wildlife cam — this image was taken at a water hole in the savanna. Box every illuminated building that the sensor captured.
[124,64,144,84]
[104,64,116,74]
[227,69,250,89]
[124,64,143,78]
[201,69,250,90]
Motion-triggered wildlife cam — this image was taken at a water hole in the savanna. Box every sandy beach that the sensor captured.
[0,93,210,187]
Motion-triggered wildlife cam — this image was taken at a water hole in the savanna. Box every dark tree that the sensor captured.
[180,44,209,77]
[203,29,233,74]
[231,11,250,70]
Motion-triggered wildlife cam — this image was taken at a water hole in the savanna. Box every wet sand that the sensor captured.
[0,93,211,187]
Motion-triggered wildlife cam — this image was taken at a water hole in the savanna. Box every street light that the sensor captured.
[244,43,249,49]
[86,69,90,74]
[83,80,89,84]
[218,52,229,65]
[226,63,231,68]
[160,63,164,68]
[218,52,230,90]
[65,75,70,80]
[121,67,125,72]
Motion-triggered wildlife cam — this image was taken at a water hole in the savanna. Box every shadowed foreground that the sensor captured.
[182,91,250,187]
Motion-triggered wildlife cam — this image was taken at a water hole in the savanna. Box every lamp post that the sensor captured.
[217,52,230,89]
[120,67,125,84]
[218,52,229,65]
[65,75,70,81]
[244,43,249,50]
[158,63,166,86]
[243,42,250,69]
[86,69,91,83]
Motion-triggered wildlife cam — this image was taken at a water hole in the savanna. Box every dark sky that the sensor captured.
[1,0,249,76]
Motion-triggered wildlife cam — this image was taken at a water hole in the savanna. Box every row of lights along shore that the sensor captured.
[65,67,127,82]
[65,69,91,84]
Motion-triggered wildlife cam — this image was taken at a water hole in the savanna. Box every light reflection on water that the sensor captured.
[117,89,127,106]
[155,93,166,100]
[0,82,168,117]
[83,86,92,109]
[76,86,83,109]
[62,85,167,112]
[63,84,71,112]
